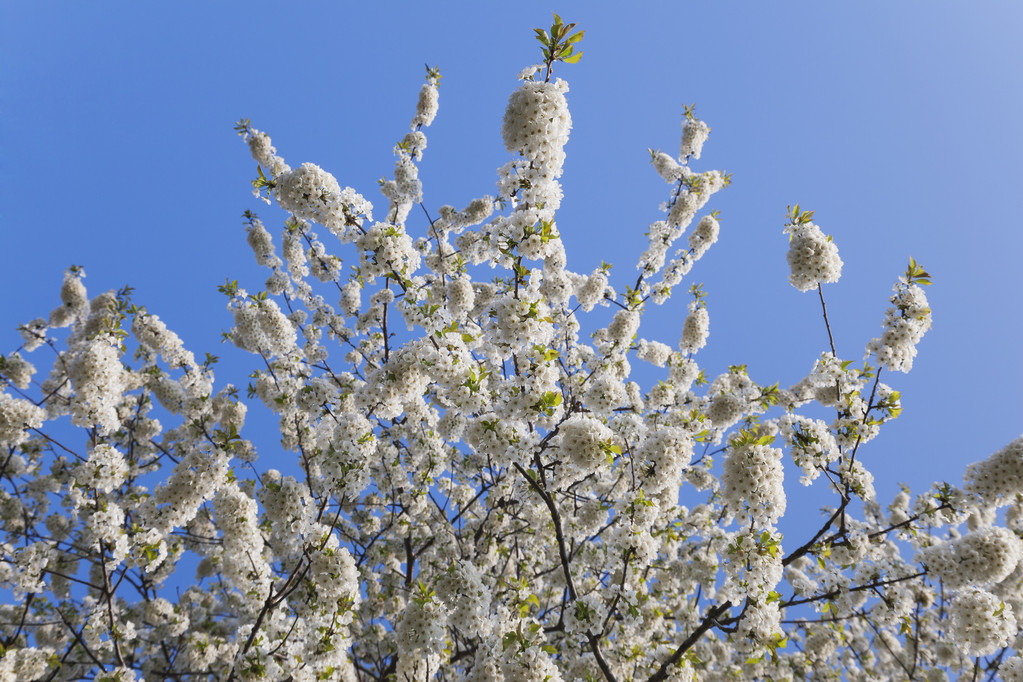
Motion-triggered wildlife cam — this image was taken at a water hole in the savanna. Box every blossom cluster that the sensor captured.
[784,215,843,292]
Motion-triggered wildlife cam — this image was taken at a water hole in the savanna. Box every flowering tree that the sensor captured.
[2,14,1022,682]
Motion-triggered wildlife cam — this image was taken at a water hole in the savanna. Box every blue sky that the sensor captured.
[2,2,1021,509]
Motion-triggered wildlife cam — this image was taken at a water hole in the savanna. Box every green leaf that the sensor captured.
[562,51,583,64]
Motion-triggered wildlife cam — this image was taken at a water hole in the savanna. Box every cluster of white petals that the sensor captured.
[0,352,35,388]
[502,79,571,177]
[778,415,840,484]
[246,127,288,173]
[72,444,128,494]
[230,296,297,357]
[680,117,710,160]
[688,214,719,259]
[948,587,1017,657]
[558,415,614,473]
[0,392,46,447]
[412,73,440,128]
[866,277,932,372]
[918,526,1023,589]
[273,162,372,240]
[680,304,709,352]
[69,336,126,434]
[722,440,786,527]
[784,220,843,291]
[964,436,1023,506]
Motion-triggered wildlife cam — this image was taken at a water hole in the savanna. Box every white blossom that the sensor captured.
[680,117,710,160]
[784,220,843,292]
[948,587,1016,657]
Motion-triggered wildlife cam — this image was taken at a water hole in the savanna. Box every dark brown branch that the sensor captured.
[817,283,837,357]
[647,602,732,682]
[513,462,576,600]
[782,504,845,567]
[781,571,926,610]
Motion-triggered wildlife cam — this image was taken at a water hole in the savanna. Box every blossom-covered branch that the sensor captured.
[2,15,1022,682]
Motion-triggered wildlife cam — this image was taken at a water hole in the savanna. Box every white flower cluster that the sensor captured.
[245,215,281,271]
[963,436,1023,507]
[639,169,724,304]
[315,412,375,500]
[230,296,297,357]
[778,415,840,485]
[948,587,1017,657]
[18,317,47,351]
[212,483,272,610]
[356,221,421,282]
[558,415,614,473]
[866,278,932,372]
[636,426,693,493]
[688,214,719,259]
[0,646,54,681]
[136,446,230,536]
[653,151,685,182]
[724,529,784,605]
[395,594,448,681]
[918,526,1023,589]
[273,162,372,240]
[447,277,475,315]
[680,117,710,160]
[1003,657,1023,682]
[411,74,440,128]
[680,304,709,353]
[0,352,35,388]
[69,337,126,434]
[704,369,764,432]
[246,128,289,174]
[78,500,129,569]
[667,171,725,230]
[784,220,843,292]
[131,312,194,368]
[583,374,628,418]
[636,339,672,367]
[574,268,609,312]
[477,631,566,682]
[435,561,492,640]
[722,441,786,527]
[488,293,555,352]
[502,79,572,177]
[48,268,89,328]
[0,392,45,447]
[72,444,128,494]
[734,600,784,659]
[381,155,423,225]
[305,543,360,614]
[606,309,640,349]
[11,542,52,597]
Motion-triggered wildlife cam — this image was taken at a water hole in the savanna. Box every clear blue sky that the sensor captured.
[2,2,1021,508]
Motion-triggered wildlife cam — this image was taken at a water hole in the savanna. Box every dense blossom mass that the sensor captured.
[1,16,1021,682]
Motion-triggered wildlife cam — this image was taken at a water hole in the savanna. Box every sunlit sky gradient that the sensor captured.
[2,3,1021,513]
